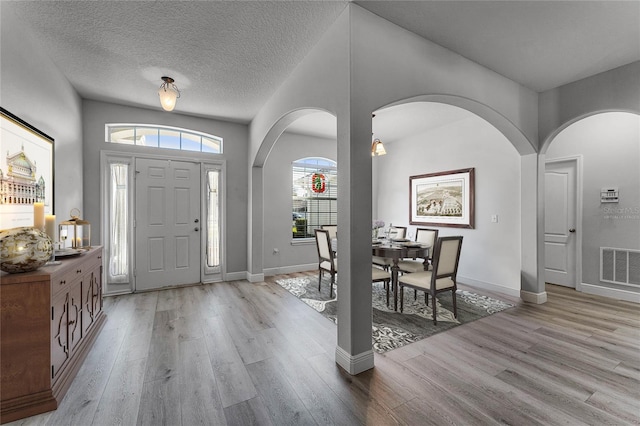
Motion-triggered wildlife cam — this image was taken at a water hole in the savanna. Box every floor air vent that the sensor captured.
[601,247,640,287]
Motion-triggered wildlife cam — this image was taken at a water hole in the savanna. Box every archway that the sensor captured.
[372,100,525,297]
[542,111,640,302]
[248,108,337,282]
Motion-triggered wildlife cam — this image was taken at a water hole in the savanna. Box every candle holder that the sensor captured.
[58,208,91,250]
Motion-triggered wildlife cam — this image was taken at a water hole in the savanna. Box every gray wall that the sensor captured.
[375,106,522,294]
[539,61,640,147]
[1,5,83,225]
[82,100,249,274]
[263,131,337,274]
[546,112,639,293]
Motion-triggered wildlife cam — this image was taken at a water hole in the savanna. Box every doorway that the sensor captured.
[135,158,201,291]
[101,151,224,294]
[544,157,581,288]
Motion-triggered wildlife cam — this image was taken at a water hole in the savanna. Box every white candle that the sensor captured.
[33,202,45,230]
[45,215,56,241]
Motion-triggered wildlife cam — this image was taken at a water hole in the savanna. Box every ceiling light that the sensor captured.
[371,113,386,156]
[158,76,180,111]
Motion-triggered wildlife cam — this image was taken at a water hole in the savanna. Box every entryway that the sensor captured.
[101,152,224,295]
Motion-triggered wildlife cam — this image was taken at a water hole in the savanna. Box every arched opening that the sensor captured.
[372,101,524,295]
[542,111,639,302]
[249,108,337,279]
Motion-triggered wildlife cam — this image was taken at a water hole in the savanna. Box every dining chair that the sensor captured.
[320,224,337,240]
[397,236,463,324]
[373,226,408,270]
[397,228,439,273]
[315,229,337,298]
[372,266,392,307]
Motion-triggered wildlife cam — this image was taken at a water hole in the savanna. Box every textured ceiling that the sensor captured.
[2,1,347,122]
[2,0,638,133]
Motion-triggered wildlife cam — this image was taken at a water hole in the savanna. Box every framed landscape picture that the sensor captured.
[0,107,54,229]
[409,167,474,229]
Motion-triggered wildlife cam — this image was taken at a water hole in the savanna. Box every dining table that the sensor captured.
[372,240,431,311]
[330,237,431,311]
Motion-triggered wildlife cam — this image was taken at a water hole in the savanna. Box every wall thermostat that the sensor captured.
[601,187,619,203]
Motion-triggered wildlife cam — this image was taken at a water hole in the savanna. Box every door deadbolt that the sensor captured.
[194,219,199,223]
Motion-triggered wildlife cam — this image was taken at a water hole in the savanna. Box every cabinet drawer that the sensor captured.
[51,251,101,295]
[52,268,81,295]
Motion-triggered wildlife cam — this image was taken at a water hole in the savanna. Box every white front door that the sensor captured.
[135,158,200,291]
[544,159,578,288]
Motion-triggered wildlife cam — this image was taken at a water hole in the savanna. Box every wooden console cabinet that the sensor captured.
[1,247,106,424]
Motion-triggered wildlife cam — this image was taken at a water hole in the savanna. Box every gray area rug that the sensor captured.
[276,275,513,353]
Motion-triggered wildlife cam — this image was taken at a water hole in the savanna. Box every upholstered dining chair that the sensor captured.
[397,236,463,325]
[315,229,337,298]
[320,224,337,240]
[371,266,392,306]
[397,228,439,273]
[373,226,408,270]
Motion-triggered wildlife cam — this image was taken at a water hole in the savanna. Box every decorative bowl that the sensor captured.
[0,227,53,273]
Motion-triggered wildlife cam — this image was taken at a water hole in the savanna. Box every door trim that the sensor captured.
[545,155,583,291]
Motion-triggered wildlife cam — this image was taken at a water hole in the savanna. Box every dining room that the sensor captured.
[262,101,522,300]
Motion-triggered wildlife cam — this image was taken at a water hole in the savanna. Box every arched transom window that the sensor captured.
[106,124,222,154]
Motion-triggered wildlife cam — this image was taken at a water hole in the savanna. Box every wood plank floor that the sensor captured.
[7,271,639,425]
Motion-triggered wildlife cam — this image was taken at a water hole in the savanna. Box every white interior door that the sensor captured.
[135,158,200,291]
[544,159,577,288]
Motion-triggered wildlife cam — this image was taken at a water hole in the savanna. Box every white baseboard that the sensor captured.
[263,263,317,277]
[223,271,250,282]
[580,283,640,303]
[246,272,265,283]
[335,346,374,375]
[520,290,548,304]
[457,275,521,297]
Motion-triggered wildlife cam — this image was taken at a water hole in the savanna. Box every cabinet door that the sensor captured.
[51,291,69,380]
[68,280,83,353]
[82,265,102,334]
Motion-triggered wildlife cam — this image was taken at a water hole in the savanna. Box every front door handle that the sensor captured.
[195,227,199,232]
[569,228,576,233]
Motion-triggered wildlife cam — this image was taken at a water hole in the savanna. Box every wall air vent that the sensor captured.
[600,247,640,287]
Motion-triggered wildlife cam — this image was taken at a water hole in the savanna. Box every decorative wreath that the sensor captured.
[311,173,326,193]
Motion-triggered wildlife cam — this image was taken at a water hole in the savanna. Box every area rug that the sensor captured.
[276,275,513,353]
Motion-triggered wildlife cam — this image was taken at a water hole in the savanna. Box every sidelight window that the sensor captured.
[108,163,129,284]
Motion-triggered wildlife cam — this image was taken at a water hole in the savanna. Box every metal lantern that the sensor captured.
[58,208,91,249]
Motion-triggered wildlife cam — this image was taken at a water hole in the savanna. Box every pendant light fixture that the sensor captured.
[371,114,386,156]
[158,76,180,111]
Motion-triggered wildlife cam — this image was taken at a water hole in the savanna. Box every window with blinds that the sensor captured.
[292,157,337,239]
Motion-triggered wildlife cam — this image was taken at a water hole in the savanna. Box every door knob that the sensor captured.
[195,227,199,232]
[569,228,576,233]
